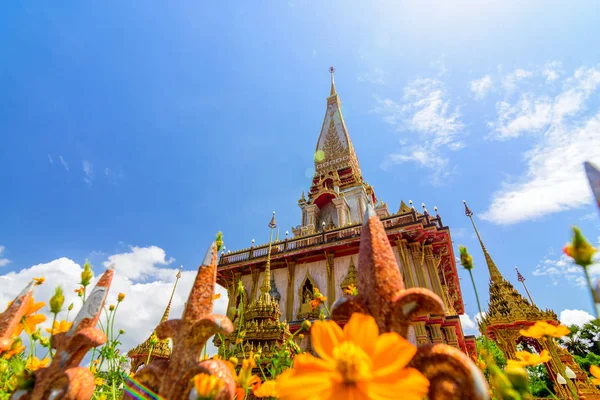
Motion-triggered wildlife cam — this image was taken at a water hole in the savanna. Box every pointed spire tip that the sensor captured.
[202,242,216,266]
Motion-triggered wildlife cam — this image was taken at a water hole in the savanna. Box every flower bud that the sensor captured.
[594,279,600,303]
[109,304,115,311]
[117,293,126,302]
[68,303,74,311]
[119,329,125,335]
[253,353,260,362]
[301,320,312,331]
[298,334,304,340]
[459,246,473,270]
[216,231,224,252]
[0,364,7,374]
[50,286,65,314]
[505,365,531,396]
[228,356,239,365]
[81,261,94,287]
[564,226,597,268]
[39,337,50,348]
[31,329,42,341]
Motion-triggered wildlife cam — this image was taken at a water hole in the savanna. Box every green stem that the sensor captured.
[583,267,599,319]
[48,313,58,360]
[547,338,579,400]
[468,269,491,352]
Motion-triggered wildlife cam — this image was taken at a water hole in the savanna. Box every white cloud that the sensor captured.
[482,64,600,225]
[502,68,534,92]
[580,212,597,221]
[374,78,464,185]
[47,154,53,164]
[357,68,387,85]
[543,61,563,82]
[459,314,477,334]
[59,156,69,172]
[470,75,493,100]
[474,312,486,324]
[533,241,600,287]
[82,161,93,187]
[559,309,595,327]
[0,245,10,267]
[0,246,229,361]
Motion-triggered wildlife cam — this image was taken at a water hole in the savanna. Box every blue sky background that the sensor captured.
[1,1,600,351]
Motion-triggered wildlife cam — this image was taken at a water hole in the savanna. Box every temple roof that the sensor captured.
[313,67,362,186]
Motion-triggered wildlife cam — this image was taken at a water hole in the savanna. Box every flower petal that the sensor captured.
[276,368,337,400]
[372,333,416,379]
[344,313,379,356]
[368,368,429,400]
[591,365,600,379]
[310,320,343,361]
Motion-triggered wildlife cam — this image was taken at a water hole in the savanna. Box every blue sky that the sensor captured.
[1,1,600,351]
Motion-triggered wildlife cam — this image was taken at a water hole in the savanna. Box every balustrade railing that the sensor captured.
[218,210,443,266]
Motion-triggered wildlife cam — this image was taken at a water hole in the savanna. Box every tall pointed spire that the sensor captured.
[515,267,535,306]
[160,265,183,322]
[260,212,278,295]
[463,200,503,283]
[329,66,337,96]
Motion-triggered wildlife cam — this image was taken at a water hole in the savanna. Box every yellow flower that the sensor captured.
[1,338,25,360]
[276,313,429,400]
[192,373,224,400]
[228,356,239,365]
[226,355,261,399]
[95,377,106,386]
[74,286,84,296]
[519,321,570,339]
[213,293,221,300]
[117,293,126,302]
[254,380,278,398]
[563,226,597,267]
[590,365,600,385]
[15,297,47,336]
[25,356,50,371]
[32,276,45,286]
[507,350,552,368]
[46,320,73,335]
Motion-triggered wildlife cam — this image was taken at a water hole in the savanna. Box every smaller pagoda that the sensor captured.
[127,266,182,373]
[231,212,292,360]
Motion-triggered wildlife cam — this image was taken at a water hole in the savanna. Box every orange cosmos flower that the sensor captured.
[343,284,358,296]
[25,356,50,371]
[192,373,224,399]
[507,350,552,368]
[591,365,600,385]
[117,293,126,302]
[213,293,221,300]
[224,355,261,399]
[253,380,278,398]
[276,313,429,400]
[519,321,570,339]
[45,320,73,335]
[74,286,84,296]
[1,338,25,360]
[32,276,45,286]
[14,297,47,336]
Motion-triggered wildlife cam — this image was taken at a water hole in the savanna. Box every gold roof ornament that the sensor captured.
[127,266,183,373]
[340,257,357,290]
[398,200,412,214]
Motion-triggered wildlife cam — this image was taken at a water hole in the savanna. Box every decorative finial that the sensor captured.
[463,200,473,217]
[269,212,277,229]
[409,200,414,209]
[176,265,183,280]
[434,206,438,213]
[251,239,255,244]
[329,66,337,96]
[515,267,525,283]
[285,231,289,238]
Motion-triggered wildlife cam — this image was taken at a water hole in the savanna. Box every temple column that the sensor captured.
[424,245,445,304]
[285,260,296,322]
[332,198,347,227]
[305,204,318,233]
[396,239,416,288]
[409,243,427,288]
[442,325,459,349]
[325,252,336,307]
[358,196,365,223]
[413,321,430,345]
[429,323,444,344]
[250,269,261,302]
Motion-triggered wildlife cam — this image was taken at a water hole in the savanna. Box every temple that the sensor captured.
[464,201,600,399]
[216,68,476,357]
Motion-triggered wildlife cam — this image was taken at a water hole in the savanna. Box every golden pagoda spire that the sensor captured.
[160,265,183,322]
[329,66,337,96]
[127,266,183,372]
[463,200,503,283]
[259,212,278,295]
